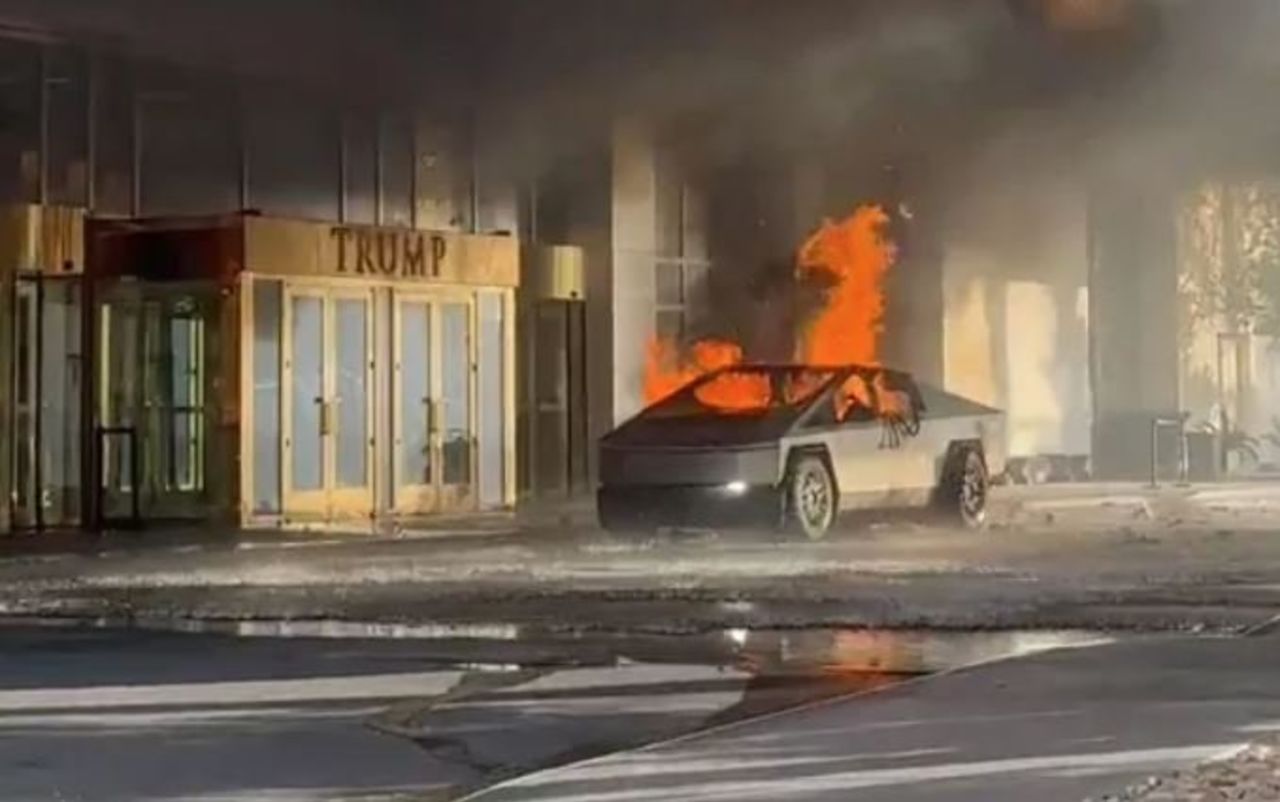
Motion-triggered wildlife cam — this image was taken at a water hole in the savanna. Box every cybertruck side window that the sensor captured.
[803,373,877,429]
[874,370,925,420]
[803,399,839,428]
[835,374,879,424]
[803,370,920,430]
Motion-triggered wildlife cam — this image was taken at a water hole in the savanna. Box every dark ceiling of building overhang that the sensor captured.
[0,1,1159,102]
[0,0,468,104]
[0,1,1277,181]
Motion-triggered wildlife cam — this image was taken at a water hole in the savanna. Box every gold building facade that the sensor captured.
[0,208,521,532]
[0,205,88,532]
[89,213,519,528]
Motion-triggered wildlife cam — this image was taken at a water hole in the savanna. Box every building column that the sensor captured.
[607,117,658,425]
[1088,184,1181,479]
[939,169,1093,468]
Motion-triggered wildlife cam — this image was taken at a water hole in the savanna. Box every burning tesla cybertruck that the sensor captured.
[598,364,1005,539]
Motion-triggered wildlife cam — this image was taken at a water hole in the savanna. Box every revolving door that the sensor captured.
[10,275,85,530]
[94,283,229,525]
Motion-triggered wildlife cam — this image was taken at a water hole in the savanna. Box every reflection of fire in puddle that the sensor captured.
[729,628,1114,677]
[698,628,1116,728]
[81,615,1113,680]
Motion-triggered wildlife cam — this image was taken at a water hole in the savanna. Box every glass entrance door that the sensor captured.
[523,299,589,500]
[282,286,374,520]
[97,286,217,523]
[393,293,474,513]
[11,276,84,530]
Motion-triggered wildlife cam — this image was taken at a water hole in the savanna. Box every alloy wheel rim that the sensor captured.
[799,468,830,526]
[961,461,986,517]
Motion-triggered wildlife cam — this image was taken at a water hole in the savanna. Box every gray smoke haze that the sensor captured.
[7,1,1277,192]
[5,0,1279,229]
[478,1,1280,208]
[464,0,1280,361]
[5,0,1275,373]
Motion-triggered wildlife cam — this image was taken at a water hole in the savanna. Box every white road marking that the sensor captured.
[0,671,463,711]
[0,705,386,728]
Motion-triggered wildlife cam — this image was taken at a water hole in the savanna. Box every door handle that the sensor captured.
[424,398,439,437]
[317,397,331,436]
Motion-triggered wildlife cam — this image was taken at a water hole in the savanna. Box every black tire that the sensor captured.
[939,447,988,529]
[786,453,838,541]
[598,513,655,541]
[596,514,650,539]
[596,491,648,537]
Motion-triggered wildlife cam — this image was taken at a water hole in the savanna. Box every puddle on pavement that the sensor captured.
[32,613,1111,677]
[378,627,1112,798]
[731,628,1111,675]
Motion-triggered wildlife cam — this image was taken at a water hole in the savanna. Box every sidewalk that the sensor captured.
[3,481,1280,636]
[0,497,598,562]
[2,480,1276,560]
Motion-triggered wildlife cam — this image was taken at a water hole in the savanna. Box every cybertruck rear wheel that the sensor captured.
[938,446,988,529]
[786,454,837,541]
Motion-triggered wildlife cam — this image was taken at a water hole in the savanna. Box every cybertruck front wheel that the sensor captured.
[596,489,654,538]
[786,453,837,541]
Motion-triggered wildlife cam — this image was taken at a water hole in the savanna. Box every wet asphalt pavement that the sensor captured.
[14,621,1280,802]
[0,625,924,801]
[5,483,1280,799]
[0,626,474,801]
[471,633,1280,802]
[0,623,1113,802]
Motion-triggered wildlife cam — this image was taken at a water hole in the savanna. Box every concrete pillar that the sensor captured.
[1089,184,1181,479]
[939,171,1093,465]
[579,176,613,482]
[608,117,658,425]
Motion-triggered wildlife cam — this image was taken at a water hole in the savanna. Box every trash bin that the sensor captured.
[1186,430,1219,482]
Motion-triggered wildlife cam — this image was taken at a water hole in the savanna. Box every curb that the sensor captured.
[0,525,527,566]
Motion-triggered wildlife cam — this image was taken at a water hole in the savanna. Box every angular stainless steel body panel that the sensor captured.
[598,364,1005,526]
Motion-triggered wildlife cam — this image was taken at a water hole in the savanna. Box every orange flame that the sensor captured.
[642,204,897,413]
[796,204,895,367]
[643,338,746,404]
[695,368,772,412]
[797,204,898,419]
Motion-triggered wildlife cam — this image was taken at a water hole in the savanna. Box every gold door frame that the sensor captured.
[326,285,376,518]
[437,291,478,514]
[280,283,375,522]
[392,292,438,514]
[280,285,330,519]
[392,287,477,515]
